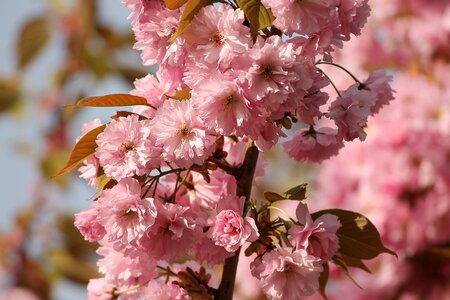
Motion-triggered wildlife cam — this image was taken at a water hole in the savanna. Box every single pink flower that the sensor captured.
[207,209,259,252]
[338,0,370,40]
[194,78,252,135]
[96,178,157,250]
[97,245,157,286]
[150,99,216,168]
[262,0,339,35]
[87,278,115,300]
[283,126,344,163]
[74,206,106,242]
[133,6,183,66]
[95,115,154,181]
[142,202,201,260]
[361,70,395,115]
[288,202,341,261]
[256,247,323,300]
[184,3,249,68]
[246,36,297,100]
[328,86,376,141]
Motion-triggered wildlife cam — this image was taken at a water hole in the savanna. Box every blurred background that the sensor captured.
[0,0,449,299]
[0,1,148,299]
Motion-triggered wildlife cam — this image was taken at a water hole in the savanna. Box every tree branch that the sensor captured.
[216,145,260,300]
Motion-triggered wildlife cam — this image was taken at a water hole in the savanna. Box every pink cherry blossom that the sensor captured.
[328,86,376,141]
[261,0,339,36]
[74,206,106,242]
[256,247,323,300]
[194,236,234,264]
[141,281,191,300]
[87,278,115,300]
[283,126,344,163]
[142,202,200,260]
[133,6,183,66]
[184,3,249,68]
[97,245,157,286]
[338,0,371,40]
[95,115,152,181]
[288,203,341,261]
[246,36,297,100]
[96,178,157,250]
[361,70,395,115]
[193,78,252,135]
[207,209,259,252]
[150,99,216,168]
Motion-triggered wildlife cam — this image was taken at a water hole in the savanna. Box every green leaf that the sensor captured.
[284,183,307,200]
[169,0,214,42]
[318,263,329,300]
[54,124,106,177]
[312,209,396,260]
[164,0,189,9]
[96,174,112,193]
[236,0,274,38]
[17,16,51,68]
[67,94,149,108]
[82,50,111,79]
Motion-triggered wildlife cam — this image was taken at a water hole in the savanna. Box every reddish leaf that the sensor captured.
[67,94,150,108]
[17,16,51,68]
[167,88,192,100]
[164,0,189,9]
[263,191,285,202]
[169,0,214,42]
[54,124,106,176]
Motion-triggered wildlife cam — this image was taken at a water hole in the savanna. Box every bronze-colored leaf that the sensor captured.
[164,0,189,9]
[169,0,214,42]
[17,16,51,68]
[312,209,396,260]
[67,94,149,108]
[167,88,192,100]
[284,183,307,200]
[54,124,106,176]
[0,77,22,114]
[263,191,285,202]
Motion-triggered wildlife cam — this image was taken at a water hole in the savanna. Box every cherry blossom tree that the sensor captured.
[56,0,397,299]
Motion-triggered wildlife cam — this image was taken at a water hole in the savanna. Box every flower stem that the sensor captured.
[216,144,260,300]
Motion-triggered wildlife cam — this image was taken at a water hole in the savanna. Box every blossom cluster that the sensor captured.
[69,0,395,299]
